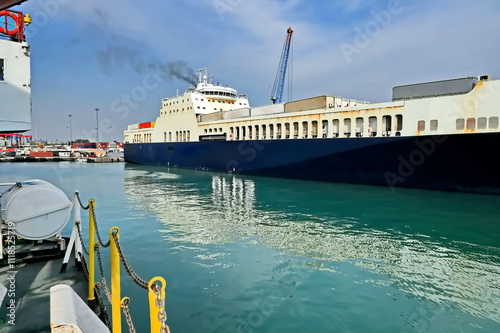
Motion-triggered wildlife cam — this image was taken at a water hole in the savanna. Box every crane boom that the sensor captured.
[271,27,293,104]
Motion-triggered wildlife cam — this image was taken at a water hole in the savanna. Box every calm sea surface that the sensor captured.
[1,162,499,332]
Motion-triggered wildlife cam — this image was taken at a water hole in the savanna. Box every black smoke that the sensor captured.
[97,45,197,87]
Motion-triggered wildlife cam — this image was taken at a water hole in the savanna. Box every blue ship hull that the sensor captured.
[124,133,500,194]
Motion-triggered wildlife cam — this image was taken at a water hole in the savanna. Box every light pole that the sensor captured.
[95,108,100,145]
[68,114,72,147]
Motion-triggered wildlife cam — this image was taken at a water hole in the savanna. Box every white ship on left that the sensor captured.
[0,8,31,133]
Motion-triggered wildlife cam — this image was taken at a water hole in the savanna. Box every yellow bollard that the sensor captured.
[148,276,167,333]
[88,198,96,301]
[110,227,121,333]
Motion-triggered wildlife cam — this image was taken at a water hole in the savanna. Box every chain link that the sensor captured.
[75,191,90,210]
[90,202,111,248]
[152,283,171,333]
[94,283,112,329]
[76,222,89,255]
[121,298,137,333]
[78,252,89,280]
[95,244,112,303]
[111,230,149,289]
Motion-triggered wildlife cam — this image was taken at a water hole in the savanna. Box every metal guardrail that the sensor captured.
[72,193,170,333]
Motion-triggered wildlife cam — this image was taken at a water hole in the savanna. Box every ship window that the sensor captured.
[187,131,190,141]
[219,128,223,132]
[302,121,308,138]
[262,124,266,139]
[332,119,339,137]
[355,118,363,137]
[322,120,328,138]
[430,119,438,131]
[269,124,274,138]
[230,127,234,140]
[242,126,246,139]
[311,121,318,138]
[477,117,487,129]
[382,115,391,136]
[276,123,282,139]
[489,117,499,129]
[368,116,377,137]
[164,132,166,142]
[169,132,172,141]
[285,123,290,139]
[1,59,4,80]
[395,114,403,131]
[467,118,476,130]
[204,129,208,133]
[235,127,240,140]
[417,120,425,131]
[255,125,259,139]
[248,126,252,139]
[344,119,351,137]
[209,129,213,133]
[456,118,465,130]
[202,107,206,109]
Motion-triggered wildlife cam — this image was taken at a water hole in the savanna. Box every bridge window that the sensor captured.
[489,117,499,129]
[456,118,465,130]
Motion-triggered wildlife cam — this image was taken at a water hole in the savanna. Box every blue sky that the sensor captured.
[12,0,500,142]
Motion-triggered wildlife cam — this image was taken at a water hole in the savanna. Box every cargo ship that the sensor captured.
[123,68,500,194]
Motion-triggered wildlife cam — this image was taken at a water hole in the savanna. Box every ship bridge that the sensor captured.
[194,68,238,101]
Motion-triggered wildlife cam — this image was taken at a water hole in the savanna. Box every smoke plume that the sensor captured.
[97,45,197,86]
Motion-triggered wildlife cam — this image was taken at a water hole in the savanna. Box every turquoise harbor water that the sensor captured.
[1,162,500,332]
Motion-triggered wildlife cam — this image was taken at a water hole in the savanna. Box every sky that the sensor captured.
[11,0,500,142]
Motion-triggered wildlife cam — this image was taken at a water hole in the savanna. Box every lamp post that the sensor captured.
[95,108,100,145]
[68,114,72,147]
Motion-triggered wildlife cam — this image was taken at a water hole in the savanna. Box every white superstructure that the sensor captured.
[0,15,31,133]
